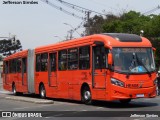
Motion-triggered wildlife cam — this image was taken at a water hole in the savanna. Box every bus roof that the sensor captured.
[4,50,28,61]
[35,33,152,53]
[3,33,152,58]
[102,33,142,42]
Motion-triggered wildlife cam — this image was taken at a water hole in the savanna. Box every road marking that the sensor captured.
[55,102,79,105]
[53,102,64,105]
[81,110,87,111]
[14,104,52,110]
[45,117,52,119]
[97,107,103,109]
[53,114,64,117]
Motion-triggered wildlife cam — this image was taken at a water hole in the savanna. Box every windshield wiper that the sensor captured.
[135,54,151,77]
[126,53,136,78]
[126,70,131,78]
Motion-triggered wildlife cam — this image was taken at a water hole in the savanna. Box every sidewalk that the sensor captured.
[0,77,54,104]
[0,76,4,91]
[5,96,54,104]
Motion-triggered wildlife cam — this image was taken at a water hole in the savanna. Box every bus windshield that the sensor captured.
[112,48,155,73]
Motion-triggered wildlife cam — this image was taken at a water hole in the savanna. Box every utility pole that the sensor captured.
[85,11,91,36]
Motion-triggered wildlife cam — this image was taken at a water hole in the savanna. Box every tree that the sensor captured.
[84,15,105,35]
[102,11,153,35]
[0,38,22,56]
[84,10,160,37]
[84,10,160,67]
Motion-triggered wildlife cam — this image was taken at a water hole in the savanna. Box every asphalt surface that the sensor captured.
[0,76,160,120]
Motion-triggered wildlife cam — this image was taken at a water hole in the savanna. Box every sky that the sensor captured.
[0,0,160,50]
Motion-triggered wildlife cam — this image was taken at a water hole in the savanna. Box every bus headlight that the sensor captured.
[111,78,124,87]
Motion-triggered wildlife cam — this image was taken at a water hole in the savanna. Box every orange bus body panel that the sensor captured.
[2,34,156,102]
[3,50,28,93]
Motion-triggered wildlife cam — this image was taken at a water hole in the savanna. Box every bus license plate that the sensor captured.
[136,94,144,98]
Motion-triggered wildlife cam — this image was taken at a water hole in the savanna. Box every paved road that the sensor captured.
[0,93,160,120]
[0,78,160,119]
[0,93,160,119]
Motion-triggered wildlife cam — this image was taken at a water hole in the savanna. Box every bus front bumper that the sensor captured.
[110,85,156,100]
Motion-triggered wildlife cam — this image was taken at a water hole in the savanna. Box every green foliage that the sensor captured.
[103,11,152,35]
[0,39,22,56]
[84,15,105,34]
[84,11,160,67]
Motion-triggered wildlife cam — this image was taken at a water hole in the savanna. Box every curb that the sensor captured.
[5,96,54,104]
[0,90,11,94]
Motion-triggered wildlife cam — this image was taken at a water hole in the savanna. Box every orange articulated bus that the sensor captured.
[2,33,157,104]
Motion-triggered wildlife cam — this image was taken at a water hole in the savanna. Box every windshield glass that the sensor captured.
[112,48,155,73]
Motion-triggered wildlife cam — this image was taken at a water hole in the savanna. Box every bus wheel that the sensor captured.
[12,84,17,95]
[40,84,46,99]
[82,86,92,104]
[119,99,131,104]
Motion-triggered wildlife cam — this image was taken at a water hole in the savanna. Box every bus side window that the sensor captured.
[22,58,27,73]
[50,53,56,71]
[58,50,67,71]
[41,53,48,71]
[12,59,16,73]
[36,54,41,72]
[94,46,106,69]
[5,61,9,74]
[68,48,78,70]
[79,46,90,70]
[16,59,21,73]
[9,60,12,73]
[4,61,9,74]
[3,62,5,74]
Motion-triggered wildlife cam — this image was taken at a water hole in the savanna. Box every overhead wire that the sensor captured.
[40,0,85,20]
[142,5,160,15]
[40,0,106,37]
[54,0,106,16]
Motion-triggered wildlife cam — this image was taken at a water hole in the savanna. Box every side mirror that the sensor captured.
[108,53,113,65]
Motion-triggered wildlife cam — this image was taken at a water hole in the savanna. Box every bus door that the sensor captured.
[4,61,9,85]
[16,59,22,91]
[48,53,57,87]
[92,45,106,89]
[22,58,27,87]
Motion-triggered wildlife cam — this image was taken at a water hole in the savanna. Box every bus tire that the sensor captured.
[12,84,23,96]
[39,84,46,99]
[119,99,131,104]
[81,86,92,105]
[12,84,17,95]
